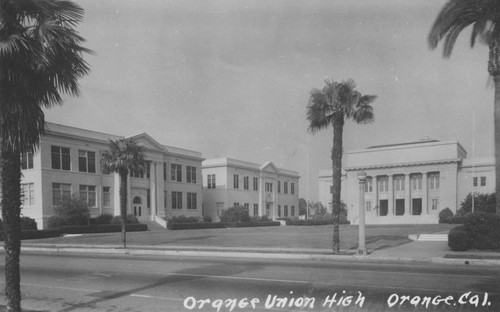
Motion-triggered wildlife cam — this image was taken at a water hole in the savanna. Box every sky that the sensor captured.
[44,0,494,202]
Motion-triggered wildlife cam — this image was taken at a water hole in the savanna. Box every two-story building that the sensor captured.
[13,122,204,228]
[318,138,495,224]
[202,158,300,221]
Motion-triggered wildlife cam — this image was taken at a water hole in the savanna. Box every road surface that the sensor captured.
[0,251,498,311]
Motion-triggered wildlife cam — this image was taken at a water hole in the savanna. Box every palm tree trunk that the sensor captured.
[1,148,22,312]
[331,114,345,253]
[494,74,500,216]
[119,171,128,248]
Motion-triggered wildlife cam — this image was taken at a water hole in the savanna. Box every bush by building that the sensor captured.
[448,212,500,251]
[438,208,454,223]
[94,213,113,225]
[110,214,140,225]
[167,221,280,230]
[167,215,202,224]
[219,206,250,223]
[53,195,90,226]
[20,216,37,231]
[457,193,496,216]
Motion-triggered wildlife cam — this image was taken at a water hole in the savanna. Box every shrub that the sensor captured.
[220,206,249,222]
[111,214,140,225]
[53,195,90,226]
[169,215,202,223]
[261,215,270,222]
[439,208,454,223]
[463,212,500,250]
[203,216,213,223]
[240,214,251,223]
[448,226,470,251]
[447,216,467,224]
[20,216,37,231]
[47,215,65,229]
[187,216,201,223]
[95,213,113,225]
[458,193,496,216]
[0,219,3,231]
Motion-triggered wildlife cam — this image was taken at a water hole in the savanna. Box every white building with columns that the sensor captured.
[202,158,300,221]
[12,122,204,228]
[318,138,495,224]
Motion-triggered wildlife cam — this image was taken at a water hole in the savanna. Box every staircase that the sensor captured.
[417,233,448,242]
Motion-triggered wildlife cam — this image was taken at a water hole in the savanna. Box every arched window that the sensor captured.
[133,196,142,204]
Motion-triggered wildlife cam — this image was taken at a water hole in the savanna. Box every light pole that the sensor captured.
[357,171,367,256]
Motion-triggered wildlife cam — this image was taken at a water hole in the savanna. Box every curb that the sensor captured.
[16,245,500,267]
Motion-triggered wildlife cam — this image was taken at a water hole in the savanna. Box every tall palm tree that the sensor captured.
[0,1,89,310]
[307,79,376,253]
[428,0,500,216]
[101,138,145,248]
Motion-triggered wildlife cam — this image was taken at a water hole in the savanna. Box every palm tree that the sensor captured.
[307,79,376,253]
[0,1,89,310]
[101,138,145,248]
[428,0,500,216]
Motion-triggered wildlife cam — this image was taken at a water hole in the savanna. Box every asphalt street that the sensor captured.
[0,252,498,312]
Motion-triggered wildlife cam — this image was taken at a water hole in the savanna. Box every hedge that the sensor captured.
[285,219,351,226]
[167,221,280,230]
[58,224,148,234]
[448,213,500,251]
[0,229,62,241]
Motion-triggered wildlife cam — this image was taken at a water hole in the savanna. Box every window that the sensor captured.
[79,185,96,207]
[243,176,249,190]
[278,181,281,193]
[172,191,182,209]
[412,175,422,190]
[52,183,71,205]
[187,166,196,183]
[432,198,439,211]
[187,192,197,210]
[163,163,167,180]
[473,177,478,187]
[379,177,388,192]
[366,201,371,212]
[171,164,182,182]
[164,191,167,208]
[78,150,96,173]
[101,152,111,174]
[365,178,373,193]
[253,204,258,215]
[481,176,486,186]
[51,146,70,170]
[394,176,405,191]
[234,202,240,207]
[277,205,281,217]
[21,183,35,206]
[147,189,151,208]
[284,205,289,217]
[130,167,144,178]
[21,152,33,170]
[103,187,111,207]
[291,206,295,216]
[244,203,249,210]
[233,174,239,189]
[429,174,440,190]
[207,174,216,189]
[284,182,288,194]
[265,182,273,192]
[291,183,295,195]
[330,186,333,194]
[253,177,258,191]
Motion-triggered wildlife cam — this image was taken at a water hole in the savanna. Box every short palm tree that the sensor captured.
[101,138,145,248]
[307,79,376,253]
[428,0,500,216]
[0,1,89,310]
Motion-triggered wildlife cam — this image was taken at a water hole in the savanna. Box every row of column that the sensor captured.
[369,173,429,216]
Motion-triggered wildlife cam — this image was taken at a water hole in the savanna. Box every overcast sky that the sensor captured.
[44,0,493,202]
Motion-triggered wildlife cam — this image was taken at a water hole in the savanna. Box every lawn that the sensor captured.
[23,223,456,252]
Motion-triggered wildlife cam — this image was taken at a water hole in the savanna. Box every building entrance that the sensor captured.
[132,196,148,222]
[395,199,405,216]
[379,200,388,216]
[412,198,422,215]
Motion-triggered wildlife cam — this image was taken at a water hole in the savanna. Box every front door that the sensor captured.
[132,196,148,222]
[379,200,388,216]
[412,198,422,215]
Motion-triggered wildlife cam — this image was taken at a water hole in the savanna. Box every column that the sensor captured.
[388,174,394,215]
[373,175,378,216]
[404,174,411,216]
[357,171,367,256]
[422,172,428,214]
[149,162,157,220]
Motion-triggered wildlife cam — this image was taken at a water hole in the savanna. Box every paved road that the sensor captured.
[0,252,498,311]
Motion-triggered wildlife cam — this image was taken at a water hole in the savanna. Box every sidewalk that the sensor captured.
[17,238,500,267]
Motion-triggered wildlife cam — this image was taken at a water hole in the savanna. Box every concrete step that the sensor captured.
[417,234,448,241]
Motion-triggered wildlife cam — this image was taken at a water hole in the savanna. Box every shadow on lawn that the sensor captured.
[348,235,412,251]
